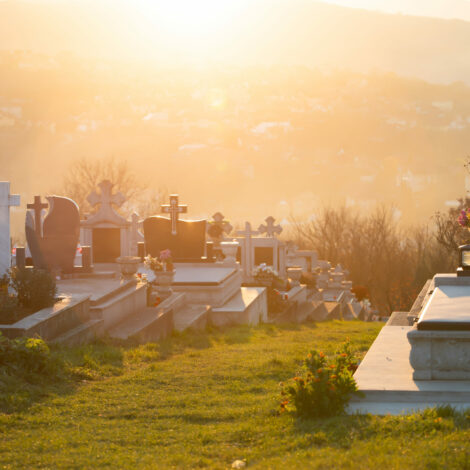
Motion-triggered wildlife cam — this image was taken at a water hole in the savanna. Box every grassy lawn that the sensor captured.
[1,320,470,469]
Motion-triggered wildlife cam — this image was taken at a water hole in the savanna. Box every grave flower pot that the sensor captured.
[287,266,303,286]
[220,240,239,266]
[153,270,175,298]
[116,256,141,279]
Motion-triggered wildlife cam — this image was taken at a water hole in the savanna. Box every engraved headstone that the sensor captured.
[26,195,80,273]
[143,217,207,261]
[161,195,187,236]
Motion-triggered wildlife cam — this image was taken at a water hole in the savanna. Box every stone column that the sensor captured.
[0,182,20,275]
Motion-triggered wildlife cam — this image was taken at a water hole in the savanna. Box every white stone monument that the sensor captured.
[0,182,20,275]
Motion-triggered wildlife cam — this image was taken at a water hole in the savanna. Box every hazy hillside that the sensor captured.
[1,52,469,239]
[0,0,470,84]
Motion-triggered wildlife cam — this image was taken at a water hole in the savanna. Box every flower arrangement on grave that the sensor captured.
[159,249,174,272]
[458,209,470,230]
[144,249,174,273]
[253,263,278,285]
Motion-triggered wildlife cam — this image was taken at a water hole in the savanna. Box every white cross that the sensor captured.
[258,216,282,237]
[0,182,20,275]
[235,222,259,277]
[236,221,259,239]
[161,194,187,235]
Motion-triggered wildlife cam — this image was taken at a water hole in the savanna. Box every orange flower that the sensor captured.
[319,352,325,358]
[340,353,347,358]
[317,369,323,374]
[331,375,337,379]
[329,364,335,369]
[307,353,312,359]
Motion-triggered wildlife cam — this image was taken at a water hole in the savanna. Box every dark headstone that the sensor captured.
[255,247,274,266]
[92,228,121,263]
[15,247,25,269]
[26,196,80,273]
[143,216,206,261]
[137,241,145,261]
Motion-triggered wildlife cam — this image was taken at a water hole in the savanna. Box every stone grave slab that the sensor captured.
[170,264,241,307]
[350,325,470,414]
[210,287,267,326]
[407,275,470,379]
[417,285,470,330]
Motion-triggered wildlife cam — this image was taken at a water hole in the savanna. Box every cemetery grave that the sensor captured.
[350,268,470,414]
[1,179,366,347]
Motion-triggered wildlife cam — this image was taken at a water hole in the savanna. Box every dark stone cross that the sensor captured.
[258,216,282,238]
[27,196,48,236]
[161,195,188,235]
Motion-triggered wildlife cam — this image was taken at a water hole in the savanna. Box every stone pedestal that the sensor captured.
[408,328,470,380]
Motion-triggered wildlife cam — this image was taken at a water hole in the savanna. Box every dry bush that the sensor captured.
[292,205,451,315]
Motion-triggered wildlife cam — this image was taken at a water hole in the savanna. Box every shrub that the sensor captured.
[281,342,359,418]
[0,333,59,377]
[9,267,57,311]
[0,293,20,323]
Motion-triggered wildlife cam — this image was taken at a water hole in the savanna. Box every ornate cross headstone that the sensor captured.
[88,180,125,214]
[0,182,20,275]
[161,194,187,236]
[27,195,48,236]
[210,212,233,236]
[236,221,259,240]
[258,216,282,238]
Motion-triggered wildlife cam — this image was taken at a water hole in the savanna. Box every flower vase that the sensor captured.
[287,267,303,286]
[153,270,175,299]
[116,256,141,279]
[220,240,239,266]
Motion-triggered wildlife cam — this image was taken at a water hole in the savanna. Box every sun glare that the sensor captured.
[138,0,244,40]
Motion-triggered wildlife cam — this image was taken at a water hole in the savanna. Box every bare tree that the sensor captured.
[291,205,450,315]
[54,156,167,218]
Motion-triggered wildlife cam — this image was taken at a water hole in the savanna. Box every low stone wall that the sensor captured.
[0,295,91,341]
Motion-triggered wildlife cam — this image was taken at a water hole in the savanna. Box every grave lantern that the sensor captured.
[457,244,470,276]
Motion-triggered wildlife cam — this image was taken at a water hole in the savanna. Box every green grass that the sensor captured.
[1,321,470,469]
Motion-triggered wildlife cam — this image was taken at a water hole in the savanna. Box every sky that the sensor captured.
[7,0,470,22]
[319,0,470,21]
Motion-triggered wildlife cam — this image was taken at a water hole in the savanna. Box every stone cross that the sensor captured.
[27,195,48,236]
[258,216,282,238]
[236,222,259,278]
[87,180,125,210]
[0,182,20,275]
[211,212,233,236]
[161,194,187,236]
[236,221,259,240]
